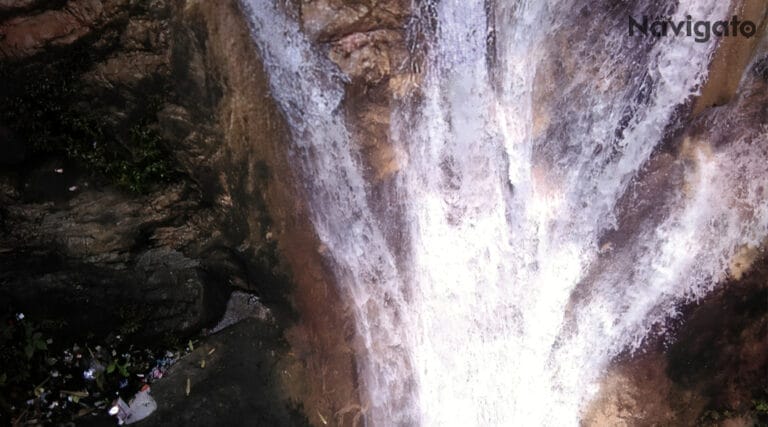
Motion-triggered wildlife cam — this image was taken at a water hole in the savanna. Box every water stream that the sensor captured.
[241,0,768,425]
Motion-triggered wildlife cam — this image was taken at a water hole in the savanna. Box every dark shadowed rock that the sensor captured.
[137,318,310,427]
[0,126,24,165]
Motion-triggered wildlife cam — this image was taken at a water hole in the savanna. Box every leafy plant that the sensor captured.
[0,317,50,386]
[755,399,768,414]
[23,323,48,360]
[106,360,131,378]
[700,408,735,424]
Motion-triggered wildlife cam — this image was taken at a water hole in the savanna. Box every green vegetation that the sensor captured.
[699,408,735,424]
[0,311,197,424]
[0,46,175,193]
[756,399,768,413]
[696,391,768,426]
[755,394,768,427]
[0,318,48,387]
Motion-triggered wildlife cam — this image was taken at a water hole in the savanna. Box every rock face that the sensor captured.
[298,0,410,43]
[0,0,287,339]
[584,256,768,427]
[0,0,345,423]
[0,0,104,59]
[0,183,228,338]
[0,0,395,424]
[298,0,414,188]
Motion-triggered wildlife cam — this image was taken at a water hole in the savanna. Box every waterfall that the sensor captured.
[239,1,417,423]
[241,0,768,425]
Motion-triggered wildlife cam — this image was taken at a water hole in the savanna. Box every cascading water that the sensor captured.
[239,1,417,423]
[242,0,768,425]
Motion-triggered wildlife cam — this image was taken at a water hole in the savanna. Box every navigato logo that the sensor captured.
[629,15,757,42]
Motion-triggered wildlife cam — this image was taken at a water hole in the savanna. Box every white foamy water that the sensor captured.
[242,0,768,425]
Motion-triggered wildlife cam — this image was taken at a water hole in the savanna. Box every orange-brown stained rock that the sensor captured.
[693,0,768,115]
[301,0,414,188]
[179,2,364,425]
[329,29,407,86]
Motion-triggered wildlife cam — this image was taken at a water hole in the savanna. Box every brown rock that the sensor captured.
[329,29,406,85]
[583,353,706,427]
[170,1,368,424]
[300,0,409,42]
[584,13,768,426]
[0,0,39,13]
[85,52,169,87]
[0,0,105,59]
[693,0,768,115]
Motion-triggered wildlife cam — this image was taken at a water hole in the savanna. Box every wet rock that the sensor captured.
[305,0,414,190]
[665,265,768,417]
[300,0,409,42]
[585,16,768,426]
[692,0,768,115]
[583,353,707,426]
[587,96,768,424]
[329,29,407,85]
[585,256,767,426]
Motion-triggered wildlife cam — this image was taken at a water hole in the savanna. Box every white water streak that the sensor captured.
[240,1,414,423]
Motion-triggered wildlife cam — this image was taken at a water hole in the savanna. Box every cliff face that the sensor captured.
[0,0,282,342]
[0,0,326,422]
[0,0,412,424]
[1,0,766,425]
